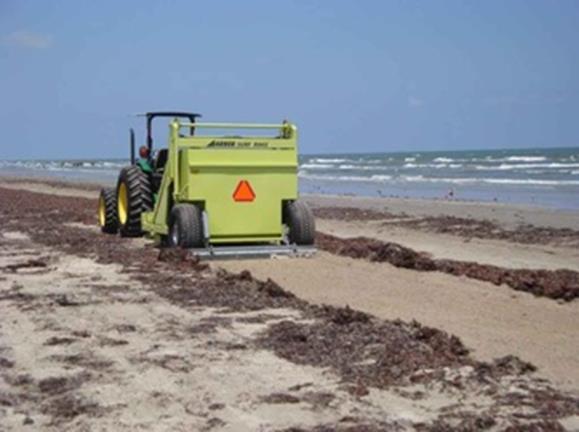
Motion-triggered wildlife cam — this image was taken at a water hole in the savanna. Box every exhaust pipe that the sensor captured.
[130,128,135,165]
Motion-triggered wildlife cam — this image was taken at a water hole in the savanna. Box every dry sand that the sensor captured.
[1,231,421,430]
[1,178,579,430]
[303,193,579,230]
[315,219,579,272]
[218,252,579,390]
[219,193,579,390]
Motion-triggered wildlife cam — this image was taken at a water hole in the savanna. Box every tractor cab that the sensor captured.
[130,111,201,192]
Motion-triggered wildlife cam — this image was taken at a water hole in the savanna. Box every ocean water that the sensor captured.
[299,147,579,210]
[1,147,579,209]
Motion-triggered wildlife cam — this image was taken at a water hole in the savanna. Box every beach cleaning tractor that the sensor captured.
[97,112,315,258]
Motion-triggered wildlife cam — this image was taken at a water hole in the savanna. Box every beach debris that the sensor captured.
[397,215,579,247]
[37,372,91,395]
[261,393,301,404]
[316,232,579,301]
[43,336,77,346]
[257,315,471,388]
[51,294,82,307]
[157,247,209,272]
[313,206,402,221]
[0,258,48,273]
[314,206,579,247]
[0,357,15,369]
[40,394,104,421]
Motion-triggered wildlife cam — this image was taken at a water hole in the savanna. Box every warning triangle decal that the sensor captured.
[232,180,256,202]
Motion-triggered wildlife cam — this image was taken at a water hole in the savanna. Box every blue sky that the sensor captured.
[1,0,578,159]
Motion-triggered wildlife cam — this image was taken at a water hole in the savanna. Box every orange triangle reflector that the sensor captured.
[232,180,256,202]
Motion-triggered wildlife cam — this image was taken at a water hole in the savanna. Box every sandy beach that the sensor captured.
[4,1,579,430]
[1,177,579,431]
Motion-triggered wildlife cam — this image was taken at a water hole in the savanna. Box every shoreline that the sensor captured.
[3,174,579,229]
[5,145,579,211]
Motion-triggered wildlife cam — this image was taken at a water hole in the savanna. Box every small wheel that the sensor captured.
[284,200,315,245]
[116,166,153,237]
[98,188,118,234]
[167,204,204,248]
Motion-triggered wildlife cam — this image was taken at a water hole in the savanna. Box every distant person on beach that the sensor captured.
[447,188,455,200]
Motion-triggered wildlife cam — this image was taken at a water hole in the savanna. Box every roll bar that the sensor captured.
[141,112,202,151]
[178,122,287,129]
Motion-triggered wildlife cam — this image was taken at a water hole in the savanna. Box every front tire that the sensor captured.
[284,200,315,245]
[117,166,153,237]
[98,188,118,234]
[167,204,204,248]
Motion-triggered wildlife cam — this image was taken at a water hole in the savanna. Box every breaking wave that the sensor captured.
[300,172,579,186]
[505,156,547,162]
[475,163,579,171]
[310,158,349,163]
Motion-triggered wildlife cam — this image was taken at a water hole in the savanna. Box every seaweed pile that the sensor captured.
[317,232,579,301]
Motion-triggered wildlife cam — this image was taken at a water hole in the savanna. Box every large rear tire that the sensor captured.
[284,200,315,245]
[98,187,118,234]
[116,166,153,237]
[167,204,204,248]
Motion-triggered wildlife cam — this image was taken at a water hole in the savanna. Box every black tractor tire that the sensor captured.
[284,200,315,245]
[98,187,118,234]
[116,166,154,237]
[167,204,204,248]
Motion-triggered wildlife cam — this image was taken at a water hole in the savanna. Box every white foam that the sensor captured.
[0,159,128,172]
[300,163,334,169]
[403,175,425,182]
[370,175,393,181]
[299,173,392,183]
[311,158,347,163]
[483,178,579,185]
[300,173,579,187]
[403,163,462,169]
[433,157,453,163]
[402,176,579,186]
[476,162,579,171]
[505,156,547,162]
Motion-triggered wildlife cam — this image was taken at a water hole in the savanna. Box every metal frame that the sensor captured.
[188,244,317,260]
[144,111,202,151]
[130,112,202,165]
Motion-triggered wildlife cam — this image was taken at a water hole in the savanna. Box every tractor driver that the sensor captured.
[137,145,153,174]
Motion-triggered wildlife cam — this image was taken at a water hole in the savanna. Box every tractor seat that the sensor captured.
[151,149,168,193]
[153,149,168,172]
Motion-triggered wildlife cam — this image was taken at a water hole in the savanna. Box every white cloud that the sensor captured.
[1,31,53,49]
[408,96,425,108]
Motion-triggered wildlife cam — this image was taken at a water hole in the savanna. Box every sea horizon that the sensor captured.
[3,144,579,162]
[2,146,579,210]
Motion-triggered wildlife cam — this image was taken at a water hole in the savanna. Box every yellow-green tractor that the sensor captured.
[98,112,315,258]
